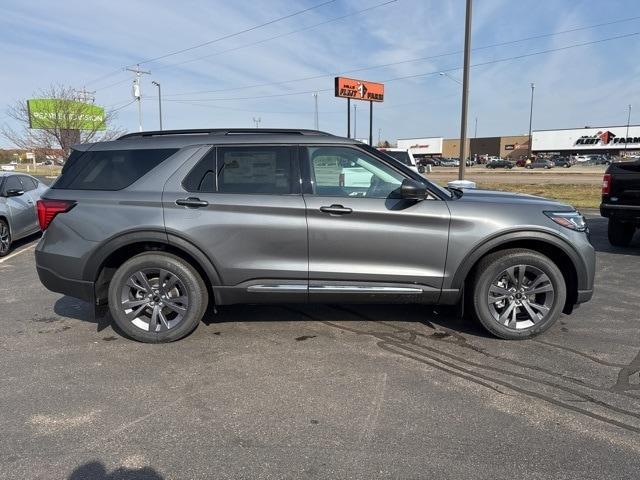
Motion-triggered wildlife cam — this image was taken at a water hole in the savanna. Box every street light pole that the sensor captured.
[151,81,163,131]
[625,104,632,155]
[353,104,357,139]
[312,92,319,130]
[528,83,535,159]
[458,0,473,181]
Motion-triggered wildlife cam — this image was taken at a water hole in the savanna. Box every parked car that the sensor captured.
[35,128,595,342]
[486,159,514,169]
[440,158,460,167]
[0,173,48,256]
[550,156,573,168]
[526,159,554,169]
[600,158,640,246]
[574,155,591,163]
[584,155,611,166]
[378,147,424,173]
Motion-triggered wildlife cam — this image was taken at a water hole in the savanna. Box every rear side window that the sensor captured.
[217,146,295,194]
[53,148,177,190]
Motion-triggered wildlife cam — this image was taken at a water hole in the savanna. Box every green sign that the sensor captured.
[27,98,106,130]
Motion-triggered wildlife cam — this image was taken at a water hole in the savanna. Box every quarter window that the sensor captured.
[183,150,215,193]
[306,146,404,198]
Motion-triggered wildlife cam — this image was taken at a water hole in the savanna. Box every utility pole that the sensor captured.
[378,127,382,146]
[528,83,535,159]
[151,81,163,131]
[625,104,632,156]
[353,104,357,139]
[474,116,478,138]
[126,64,151,132]
[312,92,319,130]
[253,117,261,128]
[72,87,96,103]
[458,0,473,180]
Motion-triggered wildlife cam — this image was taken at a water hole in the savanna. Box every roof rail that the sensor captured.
[118,128,333,140]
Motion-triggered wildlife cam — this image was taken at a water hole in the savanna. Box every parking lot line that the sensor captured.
[0,244,36,264]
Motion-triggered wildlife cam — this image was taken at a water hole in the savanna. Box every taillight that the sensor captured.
[602,174,612,196]
[36,199,76,231]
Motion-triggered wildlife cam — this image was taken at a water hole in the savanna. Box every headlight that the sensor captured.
[544,211,587,232]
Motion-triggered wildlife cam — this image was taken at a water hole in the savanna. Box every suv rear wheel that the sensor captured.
[471,249,566,340]
[108,252,208,343]
[608,219,635,247]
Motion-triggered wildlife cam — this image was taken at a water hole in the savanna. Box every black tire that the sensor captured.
[108,252,208,343]
[471,248,566,340]
[0,218,11,257]
[608,219,635,247]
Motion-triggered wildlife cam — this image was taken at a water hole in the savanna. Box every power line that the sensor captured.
[132,0,336,66]
[153,0,398,73]
[157,30,639,103]
[159,14,640,97]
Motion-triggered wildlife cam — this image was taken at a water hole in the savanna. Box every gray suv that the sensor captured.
[35,129,595,342]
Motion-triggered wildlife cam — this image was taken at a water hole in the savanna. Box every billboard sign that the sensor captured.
[334,77,384,102]
[27,99,106,130]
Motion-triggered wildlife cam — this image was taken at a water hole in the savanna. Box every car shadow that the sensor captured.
[586,216,640,255]
[53,294,493,341]
[67,460,163,480]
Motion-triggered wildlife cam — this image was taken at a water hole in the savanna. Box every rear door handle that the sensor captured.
[320,204,352,215]
[176,197,209,208]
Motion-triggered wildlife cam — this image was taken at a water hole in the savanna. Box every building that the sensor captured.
[397,135,530,160]
[532,125,640,156]
[396,137,443,160]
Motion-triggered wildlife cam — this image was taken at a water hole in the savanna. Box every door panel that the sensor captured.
[162,146,308,304]
[3,176,34,238]
[302,146,451,303]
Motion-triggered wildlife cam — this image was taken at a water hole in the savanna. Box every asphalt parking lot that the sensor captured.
[1,213,639,479]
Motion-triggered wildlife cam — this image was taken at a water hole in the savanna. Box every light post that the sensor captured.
[353,104,357,139]
[457,0,473,180]
[528,83,535,159]
[312,92,319,130]
[625,104,632,156]
[378,128,382,146]
[151,81,163,131]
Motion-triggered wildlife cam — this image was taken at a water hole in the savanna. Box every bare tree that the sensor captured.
[1,84,125,159]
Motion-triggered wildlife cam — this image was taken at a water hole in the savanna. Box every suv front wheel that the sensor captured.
[471,249,566,340]
[108,252,208,343]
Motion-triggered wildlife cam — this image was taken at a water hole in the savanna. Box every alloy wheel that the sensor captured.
[0,222,10,255]
[487,264,555,330]
[120,268,189,332]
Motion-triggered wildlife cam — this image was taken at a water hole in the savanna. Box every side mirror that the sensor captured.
[5,188,24,197]
[400,178,427,200]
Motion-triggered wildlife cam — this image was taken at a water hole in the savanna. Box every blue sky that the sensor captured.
[1,0,639,146]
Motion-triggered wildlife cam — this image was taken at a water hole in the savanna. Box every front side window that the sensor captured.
[19,176,38,191]
[3,176,23,194]
[217,146,295,194]
[307,146,404,198]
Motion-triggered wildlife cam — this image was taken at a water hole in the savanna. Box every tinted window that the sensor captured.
[19,176,38,191]
[4,176,23,193]
[183,150,215,193]
[307,146,404,198]
[217,146,295,194]
[53,148,177,190]
[384,151,412,166]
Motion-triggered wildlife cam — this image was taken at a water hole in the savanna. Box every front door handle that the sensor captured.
[176,197,209,208]
[320,204,352,215]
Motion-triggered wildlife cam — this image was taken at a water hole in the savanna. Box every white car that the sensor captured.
[574,155,591,163]
[378,148,423,173]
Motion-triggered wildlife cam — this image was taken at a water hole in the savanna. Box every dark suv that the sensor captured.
[35,129,595,342]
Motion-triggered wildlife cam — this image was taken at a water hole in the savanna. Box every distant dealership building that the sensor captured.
[532,125,640,156]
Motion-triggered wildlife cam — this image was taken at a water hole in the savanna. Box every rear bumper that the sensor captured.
[600,203,640,221]
[36,263,95,304]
